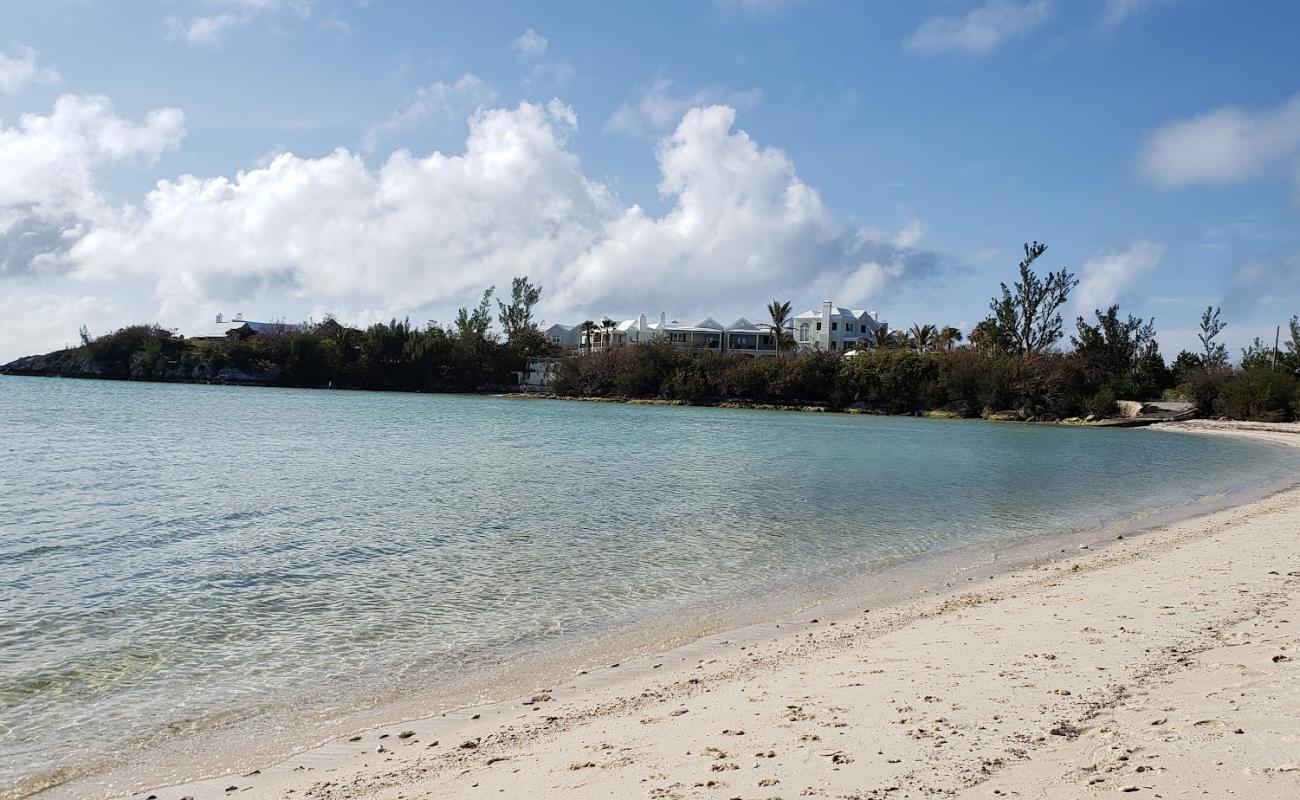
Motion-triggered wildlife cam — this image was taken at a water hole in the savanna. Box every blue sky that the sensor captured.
[1,0,1298,362]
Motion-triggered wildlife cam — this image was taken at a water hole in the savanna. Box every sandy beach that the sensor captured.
[80,420,1300,800]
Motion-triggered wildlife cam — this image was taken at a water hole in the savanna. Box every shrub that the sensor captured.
[1177,369,1228,415]
[1214,368,1297,422]
[664,353,724,402]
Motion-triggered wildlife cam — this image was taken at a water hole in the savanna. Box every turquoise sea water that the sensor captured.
[1,375,1296,795]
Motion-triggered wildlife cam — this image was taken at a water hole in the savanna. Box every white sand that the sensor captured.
[96,421,1300,800]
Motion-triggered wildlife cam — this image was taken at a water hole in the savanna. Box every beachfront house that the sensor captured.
[566,301,883,356]
[544,323,581,350]
[577,313,783,355]
[791,301,884,353]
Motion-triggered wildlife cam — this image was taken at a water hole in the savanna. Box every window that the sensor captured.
[831,340,837,350]
[815,322,822,331]
[846,323,854,333]
[799,323,810,342]
[831,322,838,331]
[670,332,687,343]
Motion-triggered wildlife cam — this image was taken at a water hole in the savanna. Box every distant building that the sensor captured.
[792,302,884,353]
[543,323,581,350]
[561,302,884,356]
[191,313,307,341]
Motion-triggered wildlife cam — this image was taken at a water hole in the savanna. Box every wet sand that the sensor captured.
[67,420,1300,800]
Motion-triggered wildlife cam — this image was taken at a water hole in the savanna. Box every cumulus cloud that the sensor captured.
[0,94,185,228]
[0,44,61,95]
[559,105,938,314]
[1140,93,1300,188]
[606,79,761,136]
[508,29,548,61]
[167,0,314,46]
[361,74,497,152]
[905,0,1054,56]
[1075,240,1166,313]
[2,97,939,360]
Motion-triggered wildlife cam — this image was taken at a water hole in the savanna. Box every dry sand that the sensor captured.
[102,420,1300,800]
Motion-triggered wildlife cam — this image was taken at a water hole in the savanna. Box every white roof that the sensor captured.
[794,306,879,322]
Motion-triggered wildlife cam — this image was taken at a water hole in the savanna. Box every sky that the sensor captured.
[1,0,1298,363]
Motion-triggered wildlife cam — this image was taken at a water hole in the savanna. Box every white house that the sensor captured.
[792,301,885,353]
[564,300,883,356]
[577,313,783,355]
[543,323,581,350]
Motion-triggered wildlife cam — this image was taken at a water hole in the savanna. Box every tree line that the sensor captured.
[553,242,1300,421]
[18,241,1300,421]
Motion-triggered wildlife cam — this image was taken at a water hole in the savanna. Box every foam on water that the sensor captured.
[0,376,1295,796]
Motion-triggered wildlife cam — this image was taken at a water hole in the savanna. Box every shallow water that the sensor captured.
[0,375,1295,795]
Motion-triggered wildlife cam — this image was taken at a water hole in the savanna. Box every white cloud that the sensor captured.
[606,79,762,135]
[0,94,185,227]
[167,0,314,46]
[505,28,573,90]
[0,45,61,95]
[1075,240,1166,313]
[2,98,938,361]
[361,74,497,152]
[560,105,937,313]
[905,0,1055,56]
[509,29,548,61]
[1140,94,1300,188]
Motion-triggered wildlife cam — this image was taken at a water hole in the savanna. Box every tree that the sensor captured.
[1240,337,1275,371]
[1282,315,1300,374]
[579,320,597,354]
[600,317,617,351]
[909,323,937,352]
[497,276,542,342]
[455,287,495,343]
[1198,305,1228,369]
[766,299,795,355]
[1071,305,1166,397]
[987,242,1078,357]
[1169,350,1204,386]
[935,326,963,352]
[968,318,1010,354]
[872,323,894,350]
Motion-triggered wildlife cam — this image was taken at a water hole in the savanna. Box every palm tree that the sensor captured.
[909,323,938,352]
[579,320,597,354]
[765,299,794,355]
[936,326,963,352]
[600,316,617,351]
[872,323,894,350]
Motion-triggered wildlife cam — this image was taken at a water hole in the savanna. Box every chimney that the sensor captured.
[639,313,647,333]
[659,311,667,328]
[821,300,833,350]
[215,313,224,324]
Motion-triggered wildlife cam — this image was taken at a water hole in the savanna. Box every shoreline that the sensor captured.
[31,419,1300,800]
[1,372,1181,427]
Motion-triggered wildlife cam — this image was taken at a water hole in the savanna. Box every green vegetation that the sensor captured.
[10,251,1300,422]
[26,277,558,392]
